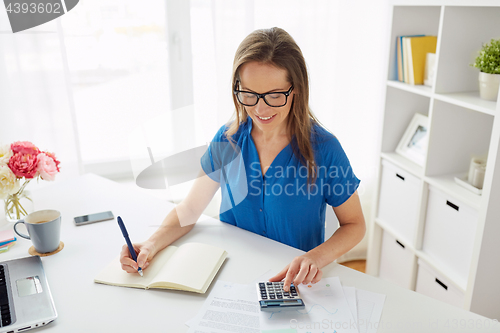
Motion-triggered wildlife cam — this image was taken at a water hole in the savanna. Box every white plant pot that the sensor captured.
[478,72,500,101]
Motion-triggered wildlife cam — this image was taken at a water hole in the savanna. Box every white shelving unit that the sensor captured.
[366,1,500,320]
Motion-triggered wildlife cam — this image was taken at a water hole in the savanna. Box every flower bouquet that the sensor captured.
[0,141,60,222]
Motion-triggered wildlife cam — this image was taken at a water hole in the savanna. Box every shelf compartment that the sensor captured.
[415,258,465,308]
[421,185,478,290]
[379,230,415,289]
[381,87,431,154]
[415,250,467,293]
[426,99,493,177]
[434,91,497,116]
[435,6,500,95]
[377,160,421,246]
[388,6,441,81]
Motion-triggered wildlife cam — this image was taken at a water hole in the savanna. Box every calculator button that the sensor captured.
[269,295,275,299]
[261,296,267,299]
[259,283,265,287]
[277,295,283,299]
[266,282,272,285]
[283,292,289,296]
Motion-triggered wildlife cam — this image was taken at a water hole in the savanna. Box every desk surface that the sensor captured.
[0,174,498,333]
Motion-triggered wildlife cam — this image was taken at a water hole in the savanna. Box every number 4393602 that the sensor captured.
[5,2,62,14]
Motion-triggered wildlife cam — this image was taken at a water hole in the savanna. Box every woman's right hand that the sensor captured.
[119,240,156,274]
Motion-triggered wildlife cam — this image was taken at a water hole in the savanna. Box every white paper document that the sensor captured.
[186,278,386,333]
[259,277,358,333]
[343,286,358,323]
[355,289,386,333]
[187,280,261,333]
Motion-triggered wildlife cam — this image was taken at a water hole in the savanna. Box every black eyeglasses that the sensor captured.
[233,81,294,107]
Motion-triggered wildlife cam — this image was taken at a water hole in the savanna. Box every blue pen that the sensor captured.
[117,216,143,277]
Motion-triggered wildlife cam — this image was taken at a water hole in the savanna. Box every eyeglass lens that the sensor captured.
[236,92,287,107]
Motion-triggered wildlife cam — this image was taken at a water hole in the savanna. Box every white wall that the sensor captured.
[322,0,390,261]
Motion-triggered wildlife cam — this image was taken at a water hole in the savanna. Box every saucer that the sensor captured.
[28,241,64,257]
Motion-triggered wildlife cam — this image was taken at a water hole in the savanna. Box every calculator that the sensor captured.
[256,281,305,311]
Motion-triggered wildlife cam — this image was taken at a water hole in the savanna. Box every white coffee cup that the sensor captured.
[14,210,61,253]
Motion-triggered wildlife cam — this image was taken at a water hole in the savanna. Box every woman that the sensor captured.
[120,27,365,293]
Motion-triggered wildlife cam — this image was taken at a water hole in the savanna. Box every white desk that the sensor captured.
[1,174,499,333]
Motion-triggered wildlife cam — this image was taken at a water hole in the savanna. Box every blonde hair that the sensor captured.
[228,27,319,184]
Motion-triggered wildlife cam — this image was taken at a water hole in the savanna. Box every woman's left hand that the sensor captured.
[269,254,323,292]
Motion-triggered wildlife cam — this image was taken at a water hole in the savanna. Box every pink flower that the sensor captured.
[11,141,39,155]
[37,152,60,181]
[8,152,38,179]
[44,152,60,172]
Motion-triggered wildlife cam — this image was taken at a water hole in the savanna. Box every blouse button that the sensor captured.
[260,209,263,212]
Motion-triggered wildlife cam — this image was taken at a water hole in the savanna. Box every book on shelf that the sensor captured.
[397,35,424,83]
[405,36,437,85]
[94,242,227,294]
[397,37,403,82]
[396,35,434,84]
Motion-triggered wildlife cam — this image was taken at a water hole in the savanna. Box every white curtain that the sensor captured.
[0,11,82,188]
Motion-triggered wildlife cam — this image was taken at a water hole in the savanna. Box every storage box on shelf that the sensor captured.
[379,230,415,289]
[422,186,479,290]
[415,259,465,308]
[367,1,500,319]
[377,160,421,246]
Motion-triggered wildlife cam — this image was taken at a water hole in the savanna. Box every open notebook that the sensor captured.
[94,242,227,294]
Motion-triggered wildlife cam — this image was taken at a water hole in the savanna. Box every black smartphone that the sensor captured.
[74,211,114,226]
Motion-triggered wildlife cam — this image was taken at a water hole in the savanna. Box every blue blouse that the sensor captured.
[200,118,360,252]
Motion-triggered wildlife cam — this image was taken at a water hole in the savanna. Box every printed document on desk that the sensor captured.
[342,286,358,323]
[259,277,359,333]
[186,278,386,333]
[187,280,261,333]
[355,288,386,333]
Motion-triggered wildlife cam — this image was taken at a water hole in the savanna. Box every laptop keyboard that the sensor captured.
[0,265,12,327]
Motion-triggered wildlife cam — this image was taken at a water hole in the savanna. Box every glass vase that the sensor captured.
[4,181,33,222]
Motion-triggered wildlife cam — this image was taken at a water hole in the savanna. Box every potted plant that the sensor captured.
[472,38,500,101]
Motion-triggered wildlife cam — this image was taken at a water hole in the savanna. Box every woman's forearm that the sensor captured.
[308,220,366,269]
[147,204,196,256]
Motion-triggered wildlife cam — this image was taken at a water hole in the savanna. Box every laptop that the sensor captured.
[0,256,57,333]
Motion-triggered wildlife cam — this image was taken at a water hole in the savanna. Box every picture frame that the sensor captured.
[396,113,429,166]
